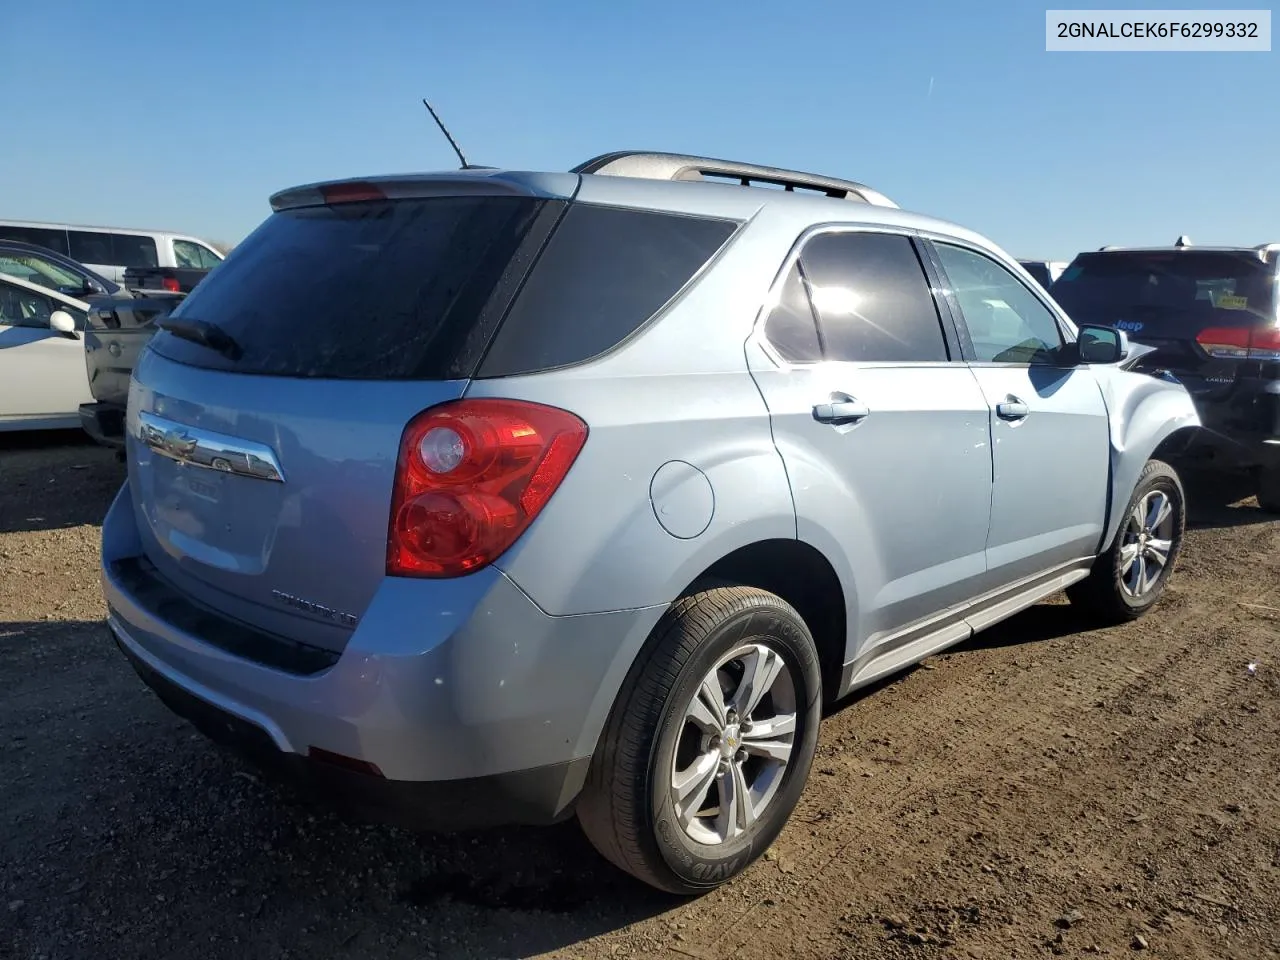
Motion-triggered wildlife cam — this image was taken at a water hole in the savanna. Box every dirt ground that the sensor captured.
[3,431,1279,960]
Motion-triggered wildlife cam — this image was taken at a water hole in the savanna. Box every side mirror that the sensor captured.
[49,310,78,337]
[1076,323,1126,364]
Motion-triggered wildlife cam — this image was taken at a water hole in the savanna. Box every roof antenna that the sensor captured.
[422,98,478,170]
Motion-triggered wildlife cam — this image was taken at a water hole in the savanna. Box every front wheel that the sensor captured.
[576,586,822,894]
[1067,459,1186,623]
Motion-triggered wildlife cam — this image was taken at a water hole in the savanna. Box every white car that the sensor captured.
[0,220,224,284]
[0,272,93,431]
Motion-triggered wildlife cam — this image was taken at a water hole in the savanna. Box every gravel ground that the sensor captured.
[3,430,1279,960]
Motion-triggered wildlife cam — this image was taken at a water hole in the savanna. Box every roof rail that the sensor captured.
[571,151,898,208]
[1256,242,1280,260]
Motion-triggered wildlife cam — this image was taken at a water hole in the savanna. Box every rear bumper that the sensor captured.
[115,635,589,830]
[79,402,125,448]
[1178,377,1280,468]
[101,482,665,828]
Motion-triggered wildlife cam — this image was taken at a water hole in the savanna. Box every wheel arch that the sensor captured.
[1098,374,1200,551]
[679,538,848,705]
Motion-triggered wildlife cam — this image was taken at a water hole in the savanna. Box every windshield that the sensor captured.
[1052,251,1278,329]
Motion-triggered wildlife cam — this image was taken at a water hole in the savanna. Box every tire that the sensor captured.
[1256,465,1280,514]
[1067,459,1186,624]
[576,586,822,895]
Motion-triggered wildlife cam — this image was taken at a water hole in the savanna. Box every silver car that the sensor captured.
[102,152,1199,894]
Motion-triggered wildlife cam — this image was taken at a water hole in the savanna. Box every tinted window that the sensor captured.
[0,280,83,330]
[936,243,1064,364]
[764,262,823,362]
[149,197,550,379]
[796,231,947,363]
[69,231,159,269]
[68,230,113,265]
[112,234,159,268]
[479,204,737,377]
[1051,251,1277,331]
[0,226,69,256]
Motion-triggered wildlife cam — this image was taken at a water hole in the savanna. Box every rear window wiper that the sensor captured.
[157,317,243,361]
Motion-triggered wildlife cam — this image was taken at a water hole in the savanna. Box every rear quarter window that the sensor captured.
[477,204,738,377]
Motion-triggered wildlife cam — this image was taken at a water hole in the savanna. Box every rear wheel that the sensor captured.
[1256,465,1280,514]
[576,586,822,894]
[1067,459,1185,623]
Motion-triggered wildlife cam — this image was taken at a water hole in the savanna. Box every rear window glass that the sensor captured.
[113,234,160,268]
[68,231,159,269]
[1053,251,1278,327]
[148,197,549,379]
[0,226,69,256]
[478,204,738,377]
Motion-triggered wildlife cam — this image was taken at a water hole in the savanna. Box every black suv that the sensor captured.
[1052,240,1280,510]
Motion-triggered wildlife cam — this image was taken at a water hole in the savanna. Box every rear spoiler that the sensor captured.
[269,171,578,212]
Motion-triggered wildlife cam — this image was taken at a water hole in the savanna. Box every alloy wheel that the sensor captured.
[1119,489,1175,597]
[669,643,798,846]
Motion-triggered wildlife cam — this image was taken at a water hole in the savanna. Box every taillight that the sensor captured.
[1197,326,1280,360]
[387,399,588,578]
[1247,326,1280,361]
[321,181,387,204]
[162,276,180,293]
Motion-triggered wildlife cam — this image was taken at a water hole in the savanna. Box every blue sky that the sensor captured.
[4,0,1275,260]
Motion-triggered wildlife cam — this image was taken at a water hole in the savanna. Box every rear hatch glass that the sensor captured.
[148,196,550,379]
[1051,250,1278,393]
[1053,250,1276,341]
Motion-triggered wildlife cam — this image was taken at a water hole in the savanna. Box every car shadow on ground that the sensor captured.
[1179,465,1273,530]
[2,618,678,960]
[0,429,123,535]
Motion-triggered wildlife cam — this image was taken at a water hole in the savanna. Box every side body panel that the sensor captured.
[0,324,91,426]
[477,197,802,617]
[1093,365,1201,549]
[747,346,993,664]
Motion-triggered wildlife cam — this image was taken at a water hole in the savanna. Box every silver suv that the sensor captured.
[102,152,1199,894]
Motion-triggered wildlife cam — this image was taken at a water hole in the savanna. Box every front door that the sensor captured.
[929,241,1111,587]
[0,279,90,424]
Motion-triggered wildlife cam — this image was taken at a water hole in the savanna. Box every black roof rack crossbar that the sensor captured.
[571,151,897,208]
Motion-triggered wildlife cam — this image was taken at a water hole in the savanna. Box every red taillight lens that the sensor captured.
[1197,326,1280,360]
[1248,326,1280,360]
[321,181,387,204]
[162,276,180,293]
[387,399,588,578]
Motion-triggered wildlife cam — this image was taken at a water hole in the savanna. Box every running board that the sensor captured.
[837,559,1094,698]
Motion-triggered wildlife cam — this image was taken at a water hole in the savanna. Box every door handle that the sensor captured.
[812,395,870,425]
[995,396,1029,421]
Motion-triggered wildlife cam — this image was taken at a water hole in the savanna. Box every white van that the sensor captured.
[0,220,224,284]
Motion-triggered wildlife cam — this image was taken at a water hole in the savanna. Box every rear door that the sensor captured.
[748,227,992,660]
[929,240,1111,587]
[0,278,90,423]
